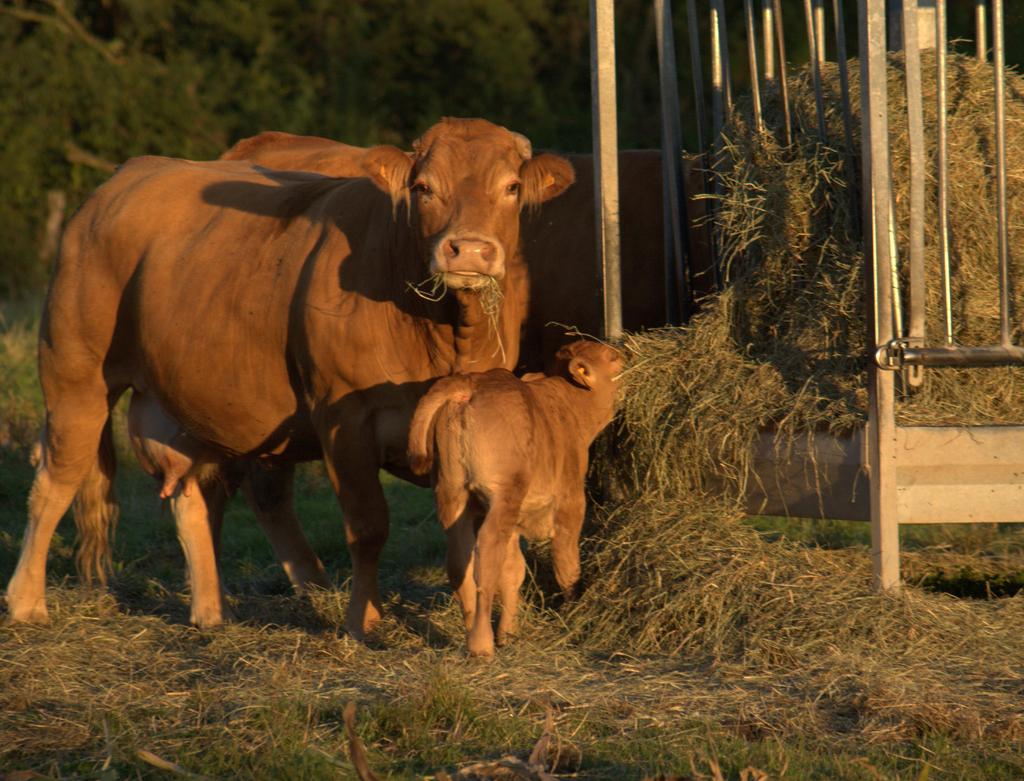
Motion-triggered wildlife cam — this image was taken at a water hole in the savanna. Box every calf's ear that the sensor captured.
[362,145,414,200]
[520,153,575,207]
[567,357,597,390]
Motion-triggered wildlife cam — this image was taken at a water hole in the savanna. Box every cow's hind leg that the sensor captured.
[6,393,114,624]
[496,532,525,647]
[243,464,329,592]
[171,476,228,628]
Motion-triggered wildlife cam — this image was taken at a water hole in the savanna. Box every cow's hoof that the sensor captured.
[5,601,50,625]
[189,607,225,629]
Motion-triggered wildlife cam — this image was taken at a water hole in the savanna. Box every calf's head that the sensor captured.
[361,117,574,289]
[556,340,624,424]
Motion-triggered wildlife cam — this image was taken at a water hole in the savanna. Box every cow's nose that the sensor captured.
[443,238,496,264]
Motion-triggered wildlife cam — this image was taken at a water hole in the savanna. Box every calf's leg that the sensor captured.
[496,532,525,646]
[467,489,525,658]
[551,492,586,600]
[436,481,478,630]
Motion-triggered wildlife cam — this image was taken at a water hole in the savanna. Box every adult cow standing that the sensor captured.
[5,118,574,637]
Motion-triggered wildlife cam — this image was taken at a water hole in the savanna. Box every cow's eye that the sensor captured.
[506,182,520,196]
[411,181,432,196]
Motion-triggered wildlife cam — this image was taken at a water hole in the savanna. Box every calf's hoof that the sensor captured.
[495,628,517,647]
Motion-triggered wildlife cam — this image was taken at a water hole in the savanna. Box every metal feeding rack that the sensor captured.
[588,0,1022,590]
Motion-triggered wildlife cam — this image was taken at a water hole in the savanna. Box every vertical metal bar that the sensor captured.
[936,0,954,345]
[993,0,1010,347]
[833,0,859,227]
[773,0,793,145]
[711,3,725,144]
[860,0,900,592]
[976,0,987,61]
[814,0,827,65]
[762,0,776,85]
[655,0,692,325]
[804,0,828,138]
[888,195,904,338]
[744,0,764,133]
[686,0,708,155]
[712,0,732,122]
[590,0,622,342]
[903,0,926,384]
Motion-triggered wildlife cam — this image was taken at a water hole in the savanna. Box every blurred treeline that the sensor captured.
[0,0,1019,294]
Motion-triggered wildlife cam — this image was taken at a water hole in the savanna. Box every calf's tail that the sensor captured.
[72,418,119,586]
[407,377,472,476]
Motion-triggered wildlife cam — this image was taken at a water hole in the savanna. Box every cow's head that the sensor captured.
[360,118,574,289]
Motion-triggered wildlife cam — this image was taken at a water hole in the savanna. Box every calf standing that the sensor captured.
[408,340,622,657]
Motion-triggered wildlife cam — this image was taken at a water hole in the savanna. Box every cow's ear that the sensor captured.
[520,153,575,207]
[567,357,596,390]
[362,145,414,198]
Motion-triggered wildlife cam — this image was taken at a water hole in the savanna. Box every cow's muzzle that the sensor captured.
[431,234,506,288]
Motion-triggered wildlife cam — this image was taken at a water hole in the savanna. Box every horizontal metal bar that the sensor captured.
[877,341,1024,369]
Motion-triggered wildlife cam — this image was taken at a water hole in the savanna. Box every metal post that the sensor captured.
[686,0,708,155]
[993,0,1010,347]
[590,0,622,342]
[814,0,827,65]
[976,0,987,61]
[655,0,692,325]
[711,0,732,122]
[804,0,828,138]
[762,0,776,84]
[833,0,859,227]
[903,0,926,385]
[773,0,793,145]
[936,0,954,345]
[860,0,900,592]
[744,0,765,133]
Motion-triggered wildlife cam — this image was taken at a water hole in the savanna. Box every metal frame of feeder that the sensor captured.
[589,0,1024,593]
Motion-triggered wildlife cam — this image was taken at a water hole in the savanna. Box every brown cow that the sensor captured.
[407,340,622,657]
[4,118,573,635]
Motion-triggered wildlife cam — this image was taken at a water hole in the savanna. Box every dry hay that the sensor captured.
[565,54,1024,745]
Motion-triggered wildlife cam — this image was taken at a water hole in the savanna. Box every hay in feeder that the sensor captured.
[562,54,1024,742]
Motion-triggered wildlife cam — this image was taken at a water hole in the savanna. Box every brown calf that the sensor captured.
[408,340,622,657]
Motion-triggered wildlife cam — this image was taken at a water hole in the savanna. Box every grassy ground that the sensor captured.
[3,299,1024,779]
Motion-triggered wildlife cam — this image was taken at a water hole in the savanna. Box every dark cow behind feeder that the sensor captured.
[407,339,623,657]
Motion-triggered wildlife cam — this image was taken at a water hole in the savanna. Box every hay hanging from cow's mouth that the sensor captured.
[407,272,506,364]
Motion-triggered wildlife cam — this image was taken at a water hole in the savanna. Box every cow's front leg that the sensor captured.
[323,449,389,639]
[243,464,330,592]
[550,491,586,600]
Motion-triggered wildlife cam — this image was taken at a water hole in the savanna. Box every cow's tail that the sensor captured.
[72,418,119,586]
[408,378,472,476]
